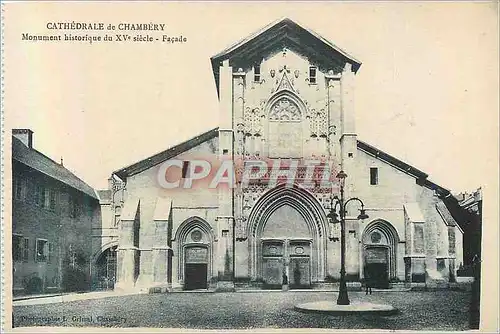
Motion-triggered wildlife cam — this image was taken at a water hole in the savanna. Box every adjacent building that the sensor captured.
[456,188,482,270]
[99,18,465,292]
[12,129,101,295]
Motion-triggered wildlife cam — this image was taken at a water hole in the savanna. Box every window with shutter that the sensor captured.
[13,235,22,261]
[49,188,57,211]
[48,243,54,263]
[23,237,29,262]
[36,239,48,262]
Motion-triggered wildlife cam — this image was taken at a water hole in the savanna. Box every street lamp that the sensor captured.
[327,170,369,305]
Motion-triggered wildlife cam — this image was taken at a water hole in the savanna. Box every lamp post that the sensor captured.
[327,170,369,305]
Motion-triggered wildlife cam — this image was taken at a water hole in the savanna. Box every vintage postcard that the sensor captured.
[1,1,499,333]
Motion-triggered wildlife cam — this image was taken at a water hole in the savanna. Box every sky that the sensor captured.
[4,1,499,194]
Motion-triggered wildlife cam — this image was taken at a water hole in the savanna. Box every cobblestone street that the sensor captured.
[13,290,472,331]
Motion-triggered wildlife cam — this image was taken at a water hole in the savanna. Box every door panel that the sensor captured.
[290,257,311,288]
[364,263,389,288]
[262,257,283,289]
[364,247,389,289]
[184,263,207,290]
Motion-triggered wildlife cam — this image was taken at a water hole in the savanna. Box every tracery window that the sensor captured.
[268,97,301,121]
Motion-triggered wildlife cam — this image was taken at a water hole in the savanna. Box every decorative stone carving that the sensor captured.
[307,108,328,137]
[371,231,382,243]
[275,72,294,92]
[235,183,269,240]
[244,107,263,136]
[328,125,337,136]
[279,65,290,73]
[191,230,202,242]
[329,221,340,241]
[317,109,328,137]
[269,97,301,121]
[235,216,247,241]
[236,122,245,133]
[249,189,325,239]
[295,246,304,254]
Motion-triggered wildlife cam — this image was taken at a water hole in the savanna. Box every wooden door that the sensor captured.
[289,257,311,288]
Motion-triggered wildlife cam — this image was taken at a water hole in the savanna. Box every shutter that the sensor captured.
[48,243,52,263]
[44,241,48,262]
[22,238,28,262]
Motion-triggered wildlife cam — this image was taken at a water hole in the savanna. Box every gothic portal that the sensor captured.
[247,184,328,288]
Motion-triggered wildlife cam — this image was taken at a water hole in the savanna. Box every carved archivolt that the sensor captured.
[361,220,400,280]
[244,184,328,239]
[269,97,301,121]
[245,184,328,280]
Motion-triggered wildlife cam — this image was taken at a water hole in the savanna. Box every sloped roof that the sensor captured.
[357,140,429,180]
[97,189,112,202]
[12,136,98,200]
[113,127,219,179]
[440,193,474,233]
[357,139,451,196]
[211,17,362,96]
[436,201,457,227]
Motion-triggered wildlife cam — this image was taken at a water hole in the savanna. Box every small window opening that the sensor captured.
[254,64,261,82]
[309,66,317,84]
[23,237,29,262]
[49,189,57,211]
[370,167,379,185]
[14,177,24,201]
[69,195,78,218]
[181,161,190,179]
[222,149,229,155]
[35,184,45,207]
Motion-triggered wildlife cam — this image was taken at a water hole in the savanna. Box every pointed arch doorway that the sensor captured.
[175,217,215,291]
[362,220,399,289]
[247,184,328,288]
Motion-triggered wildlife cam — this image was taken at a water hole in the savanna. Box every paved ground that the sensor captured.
[13,290,472,331]
[13,290,144,306]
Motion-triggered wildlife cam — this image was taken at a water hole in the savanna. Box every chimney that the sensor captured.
[12,129,34,148]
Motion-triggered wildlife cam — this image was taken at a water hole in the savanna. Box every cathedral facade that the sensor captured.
[96,18,463,292]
